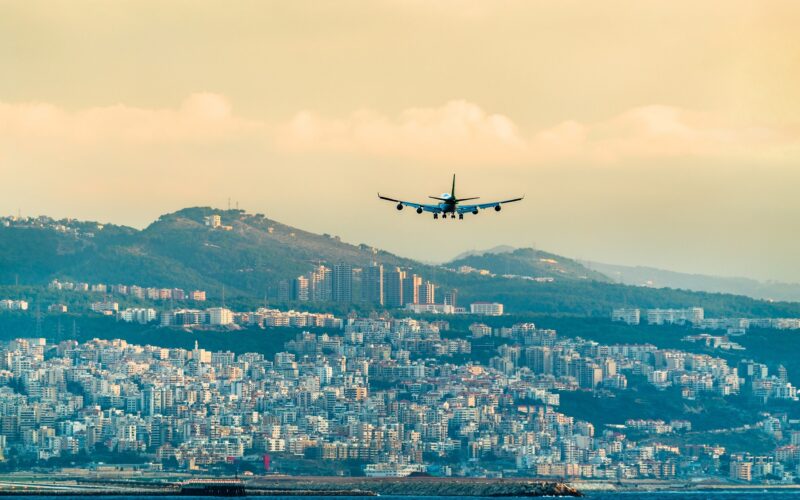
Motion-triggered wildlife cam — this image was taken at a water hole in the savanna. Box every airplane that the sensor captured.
[378,174,523,220]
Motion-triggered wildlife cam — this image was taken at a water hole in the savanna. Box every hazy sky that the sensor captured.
[2,1,800,281]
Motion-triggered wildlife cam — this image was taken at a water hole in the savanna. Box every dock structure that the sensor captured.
[179,479,246,496]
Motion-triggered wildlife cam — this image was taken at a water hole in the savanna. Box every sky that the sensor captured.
[1,1,800,282]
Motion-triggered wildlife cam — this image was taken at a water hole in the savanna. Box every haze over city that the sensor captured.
[6,2,800,492]
[2,1,800,281]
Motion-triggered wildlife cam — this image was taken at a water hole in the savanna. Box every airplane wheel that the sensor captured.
[459,214,464,220]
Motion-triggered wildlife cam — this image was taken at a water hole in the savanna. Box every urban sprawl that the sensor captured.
[0,302,797,482]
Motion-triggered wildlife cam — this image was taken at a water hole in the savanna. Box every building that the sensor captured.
[443,289,457,307]
[278,280,292,302]
[578,359,603,389]
[90,301,118,314]
[470,302,504,316]
[647,307,704,325]
[0,300,28,311]
[362,264,384,306]
[385,268,406,307]
[612,308,641,325]
[730,459,753,482]
[405,303,456,314]
[119,308,157,324]
[332,264,353,303]
[204,214,222,228]
[309,265,332,302]
[208,307,234,326]
[419,281,435,305]
[402,274,421,305]
[469,323,492,338]
[293,276,310,302]
[527,346,554,375]
[190,290,207,301]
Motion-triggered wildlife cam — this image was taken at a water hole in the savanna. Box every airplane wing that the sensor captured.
[458,196,524,214]
[378,194,442,213]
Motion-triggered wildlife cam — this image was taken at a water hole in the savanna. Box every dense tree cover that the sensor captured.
[447,247,612,282]
[438,272,800,318]
[0,312,308,359]
[0,207,424,297]
[558,376,764,432]
[2,207,800,318]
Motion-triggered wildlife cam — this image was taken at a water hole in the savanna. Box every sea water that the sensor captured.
[2,494,800,499]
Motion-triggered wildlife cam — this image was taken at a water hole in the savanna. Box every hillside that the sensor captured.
[586,260,800,303]
[2,208,800,318]
[0,208,422,296]
[447,247,612,283]
[450,245,517,261]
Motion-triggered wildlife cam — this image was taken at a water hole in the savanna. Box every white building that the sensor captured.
[0,300,28,311]
[90,301,119,314]
[208,307,234,326]
[470,302,504,316]
[612,308,641,325]
[469,323,493,338]
[364,462,427,477]
[647,307,704,325]
[405,303,456,314]
[119,308,157,324]
[204,214,222,228]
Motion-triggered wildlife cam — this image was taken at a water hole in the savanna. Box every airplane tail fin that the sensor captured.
[450,174,478,202]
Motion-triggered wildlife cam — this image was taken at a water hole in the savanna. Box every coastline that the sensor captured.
[0,476,582,497]
[570,480,800,492]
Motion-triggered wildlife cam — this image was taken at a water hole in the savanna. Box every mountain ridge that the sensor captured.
[3,208,800,318]
[585,261,800,303]
[446,247,612,283]
[446,245,800,304]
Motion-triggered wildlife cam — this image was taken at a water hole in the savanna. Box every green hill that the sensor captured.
[0,208,422,296]
[447,247,612,282]
[2,208,800,318]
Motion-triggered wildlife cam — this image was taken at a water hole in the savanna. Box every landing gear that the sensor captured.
[433,213,438,220]
[451,214,456,219]
[458,213,464,220]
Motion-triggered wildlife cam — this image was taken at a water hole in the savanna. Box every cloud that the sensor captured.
[277,100,526,164]
[0,93,259,148]
[280,101,799,166]
[0,94,795,167]
[582,105,794,164]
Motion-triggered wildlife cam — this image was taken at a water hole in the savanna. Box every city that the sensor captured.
[3,1,800,496]
[1,275,800,486]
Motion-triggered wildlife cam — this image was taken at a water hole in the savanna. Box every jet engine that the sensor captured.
[416,207,423,214]
[494,205,501,212]
[396,203,403,210]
